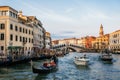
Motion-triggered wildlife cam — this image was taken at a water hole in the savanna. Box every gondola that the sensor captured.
[32,63,57,73]
[31,55,58,74]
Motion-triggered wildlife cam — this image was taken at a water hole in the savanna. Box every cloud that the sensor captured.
[43,12,74,23]
[12,1,120,40]
[51,33,70,40]
[22,2,75,23]
[60,31,75,34]
[65,8,74,13]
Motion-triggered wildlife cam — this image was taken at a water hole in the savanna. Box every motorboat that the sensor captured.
[74,55,90,66]
[99,52,113,61]
[99,49,113,61]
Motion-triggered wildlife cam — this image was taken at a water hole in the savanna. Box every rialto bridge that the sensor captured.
[52,44,86,53]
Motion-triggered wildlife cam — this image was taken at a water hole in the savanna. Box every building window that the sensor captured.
[9,11,17,18]
[19,27,22,32]
[29,38,30,43]
[15,26,18,31]
[10,34,13,41]
[1,46,4,50]
[29,30,30,34]
[20,36,22,42]
[13,13,15,18]
[26,38,27,42]
[10,24,13,30]
[0,23,5,29]
[0,11,7,16]
[23,37,25,42]
[0,33,4,40]
[23,28,24,33]
[26,29,27,34]
[16,35,18,41]
[9,11,12,17]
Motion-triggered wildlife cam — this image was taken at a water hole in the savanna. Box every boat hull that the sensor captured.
[100,49,113,62]
[100,57,113,61]
[32,65,57,73]
[31,56,58,74]
[99,54,113,61]
[74,60,89,66]
[74,57,90,66]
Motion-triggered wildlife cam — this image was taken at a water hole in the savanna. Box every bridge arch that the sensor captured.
[67,46,76,52]
[52,44,85,52]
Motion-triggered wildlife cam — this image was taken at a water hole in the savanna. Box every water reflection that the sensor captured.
[101,61,113,64]
[35,74,49,80]
[0,53,120,80]
[0,67,8,74]
[75,65,90,70]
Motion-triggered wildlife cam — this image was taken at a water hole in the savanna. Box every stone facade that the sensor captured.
[92,24,109,52]
[0,6,46,56]
[45,32,52,49]
[109,30,120,52]
[58,38,77,45]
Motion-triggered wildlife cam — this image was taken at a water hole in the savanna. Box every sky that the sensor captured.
[0,0,120,40]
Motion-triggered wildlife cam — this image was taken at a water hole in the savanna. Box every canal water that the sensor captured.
[0,52,120,80]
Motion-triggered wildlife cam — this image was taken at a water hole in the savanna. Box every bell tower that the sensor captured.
[99,24,104,37]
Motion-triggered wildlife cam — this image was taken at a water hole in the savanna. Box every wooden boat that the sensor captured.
[31,55,58,74]
[74,54,90,66]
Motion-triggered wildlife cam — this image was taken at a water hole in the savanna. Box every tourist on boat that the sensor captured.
[43,62,51,68]
[50,60,56,66]
[43,60,56,68]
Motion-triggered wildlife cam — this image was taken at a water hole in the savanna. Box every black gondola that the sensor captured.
[32,64,57,73]
[31,55,58,74]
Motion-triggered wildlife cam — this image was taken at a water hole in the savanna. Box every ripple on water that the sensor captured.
[1,53,120,80]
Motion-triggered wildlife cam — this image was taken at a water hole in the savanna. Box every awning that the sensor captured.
[8,46,22,50]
